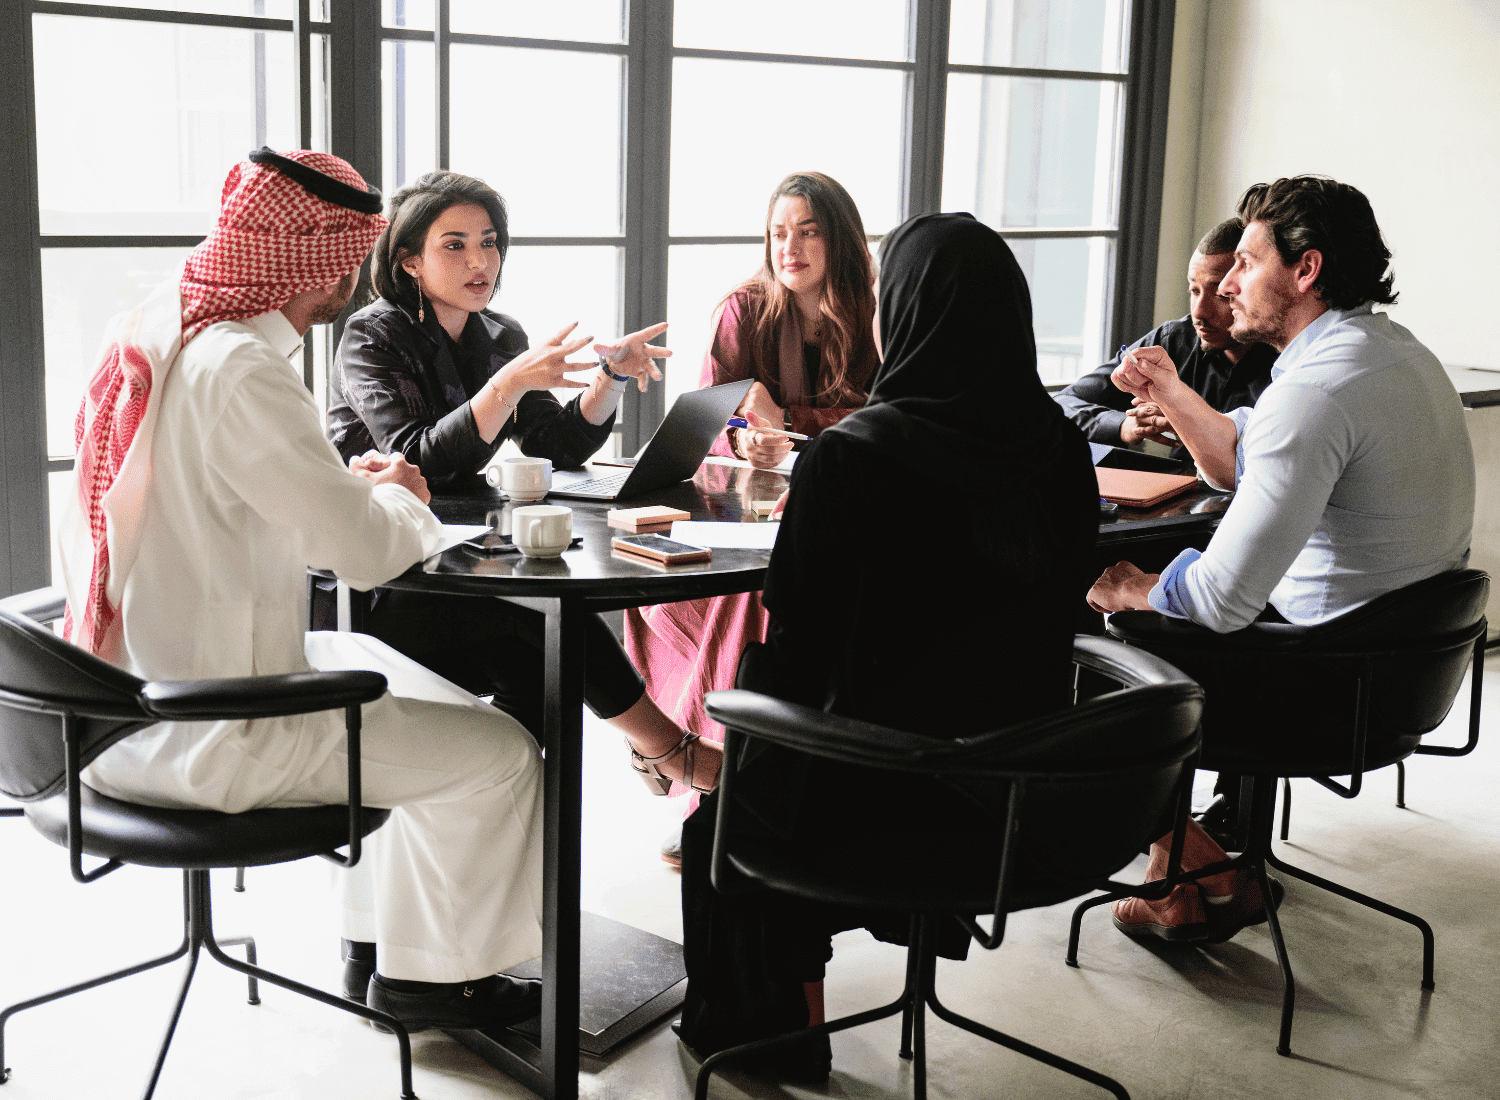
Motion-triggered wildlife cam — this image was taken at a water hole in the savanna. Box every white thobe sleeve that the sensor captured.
[207,351,443,591]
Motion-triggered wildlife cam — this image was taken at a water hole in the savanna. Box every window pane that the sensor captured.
[664,244,764,409]
[450,1,624,43]
[42,248,195,459]
[493,245,622,358]
[942,73,1120,229]
[76,1,299,16]
[670,59,904,238]
[383,0,431,30]
[383,39,436,196]
[34,15,299,235]
[450,46,623,237]
[1007,236,1112,384]
[49,470,74,588]
[674,0,908,62]
[949,0,1127,72]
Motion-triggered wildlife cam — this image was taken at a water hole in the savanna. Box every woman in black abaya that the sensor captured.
[675,212,1100,1078]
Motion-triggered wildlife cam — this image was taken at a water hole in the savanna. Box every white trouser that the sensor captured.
[92,631,544,984]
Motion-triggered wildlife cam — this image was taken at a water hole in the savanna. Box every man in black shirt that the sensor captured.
[1055,218,1277,462]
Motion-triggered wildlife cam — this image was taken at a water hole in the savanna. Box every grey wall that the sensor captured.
[1152,0,1500,372]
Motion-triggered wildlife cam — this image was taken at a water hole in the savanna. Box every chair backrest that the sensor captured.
[706,638,1203,918]
[0,608,154,803]
[1109,567,1489,769]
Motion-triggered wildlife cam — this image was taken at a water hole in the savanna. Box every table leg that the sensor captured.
[540,599,586,1100]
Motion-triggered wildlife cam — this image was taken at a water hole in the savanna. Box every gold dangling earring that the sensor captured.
[408,268,425,323]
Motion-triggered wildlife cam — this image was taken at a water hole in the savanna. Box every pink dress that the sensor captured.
[626,288,875,814]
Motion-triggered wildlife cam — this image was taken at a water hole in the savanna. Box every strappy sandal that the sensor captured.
[628,731,715,796]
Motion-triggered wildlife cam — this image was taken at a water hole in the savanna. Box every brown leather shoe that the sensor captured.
[1112,884,1210,942]
[1203,873,1284,944]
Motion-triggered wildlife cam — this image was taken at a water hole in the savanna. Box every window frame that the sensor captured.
[0,0,1175,596]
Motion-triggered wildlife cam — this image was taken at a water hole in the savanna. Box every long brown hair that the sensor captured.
[728,172,877,406]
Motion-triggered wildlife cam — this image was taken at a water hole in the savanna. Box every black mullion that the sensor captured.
[32,1,294,32]
[434,0,449,171]
[904,0,951,219]
[673,45,912,71]
[0,2,46,596]
[948,63,1129,82]
[41,235,206,248]
[328,0,383,363]
[1112,0,1176,348]
[619,0,672,456]
[295,0,311,148]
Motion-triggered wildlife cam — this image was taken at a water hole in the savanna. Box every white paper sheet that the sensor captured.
[669,520,780,549]
[435,523,492,553]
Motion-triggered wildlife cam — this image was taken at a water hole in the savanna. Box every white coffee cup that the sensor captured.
[511,505,572,559]
[488,455,551,502]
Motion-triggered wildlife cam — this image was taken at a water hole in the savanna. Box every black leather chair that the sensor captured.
[696,636,1204,1100]
[1068,567,1488,1057]
[0,589,65,820]
[0,590,417,1099]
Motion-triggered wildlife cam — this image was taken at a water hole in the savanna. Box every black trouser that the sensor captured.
[312,586,645,740]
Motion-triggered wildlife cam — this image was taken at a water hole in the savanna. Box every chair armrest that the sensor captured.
[140,670,387,720]
[1071,634,1200,689]
[705,689,944,768]
[1107,610,1311,653]
[0,586,67,625]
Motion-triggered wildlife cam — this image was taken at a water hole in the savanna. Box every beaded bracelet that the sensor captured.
[597,355,632,383]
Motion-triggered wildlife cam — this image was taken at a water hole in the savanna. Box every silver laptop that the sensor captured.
[548,379,754,501]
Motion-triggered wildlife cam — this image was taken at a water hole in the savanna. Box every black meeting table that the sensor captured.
[328,459,1229,1100]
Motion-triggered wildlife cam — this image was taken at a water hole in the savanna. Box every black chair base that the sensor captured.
[694,917,1128,1100]
[0,868,419,1099]
[1065,774,1434,1056]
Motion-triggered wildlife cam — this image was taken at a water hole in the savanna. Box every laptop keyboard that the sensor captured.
[560,471,627,495]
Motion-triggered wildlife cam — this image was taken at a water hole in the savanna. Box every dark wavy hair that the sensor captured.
[728,171,877,407]
[1236,176,1397,309]
[370,170,510,311]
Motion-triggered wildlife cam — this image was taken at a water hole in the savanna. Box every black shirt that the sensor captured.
[1054,317,1277,461]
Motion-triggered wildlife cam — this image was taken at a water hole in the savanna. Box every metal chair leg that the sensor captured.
[234,866,246,892]
[899,916,919,1059]
[195,873,419,1098]
[1265,847,1435,991]
[1395,759,1407,809]
[1279,778,1292,841]
[0,870,194,1085]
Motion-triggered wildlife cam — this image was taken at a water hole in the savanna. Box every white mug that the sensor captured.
[488,455,551,502]
[511,505,572,559]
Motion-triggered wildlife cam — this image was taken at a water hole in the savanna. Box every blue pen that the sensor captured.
[726,417,809,441]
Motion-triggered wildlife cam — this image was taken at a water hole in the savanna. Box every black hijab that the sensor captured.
[827,212,1083,482]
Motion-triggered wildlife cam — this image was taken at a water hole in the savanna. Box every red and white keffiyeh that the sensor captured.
[63,151,387,657]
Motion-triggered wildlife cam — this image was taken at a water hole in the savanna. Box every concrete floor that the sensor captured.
[2,656,1499,1100]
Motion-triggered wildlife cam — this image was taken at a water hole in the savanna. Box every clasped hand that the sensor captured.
[350,450,431,505]
[1086,561,1159,614]
[1113,346,1185,446]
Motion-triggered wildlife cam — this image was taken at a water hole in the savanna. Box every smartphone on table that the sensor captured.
[611,533,712,565]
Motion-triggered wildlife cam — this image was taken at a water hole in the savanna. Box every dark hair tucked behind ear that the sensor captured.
[370,171,510,311]
[1195,216,1243,257]
[1236,175,1397,310]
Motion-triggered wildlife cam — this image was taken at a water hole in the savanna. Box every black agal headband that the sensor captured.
[248,147,384,215]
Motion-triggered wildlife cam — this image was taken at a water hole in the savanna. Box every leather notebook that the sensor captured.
[1095,467,1199,508]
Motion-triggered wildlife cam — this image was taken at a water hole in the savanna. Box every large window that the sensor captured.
[0,0,1174,595]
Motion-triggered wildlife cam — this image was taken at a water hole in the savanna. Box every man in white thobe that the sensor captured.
[56,148,543,1030]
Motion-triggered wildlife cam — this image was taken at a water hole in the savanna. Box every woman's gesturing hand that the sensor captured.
[594,322,672,393]
[497,322,595,393]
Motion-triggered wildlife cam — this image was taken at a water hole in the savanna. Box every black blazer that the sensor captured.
[328,297,612,485]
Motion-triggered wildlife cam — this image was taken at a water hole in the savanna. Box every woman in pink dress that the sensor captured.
[625,172,879,858]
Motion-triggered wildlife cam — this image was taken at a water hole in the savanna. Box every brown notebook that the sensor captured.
[1095,467,1199,508]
